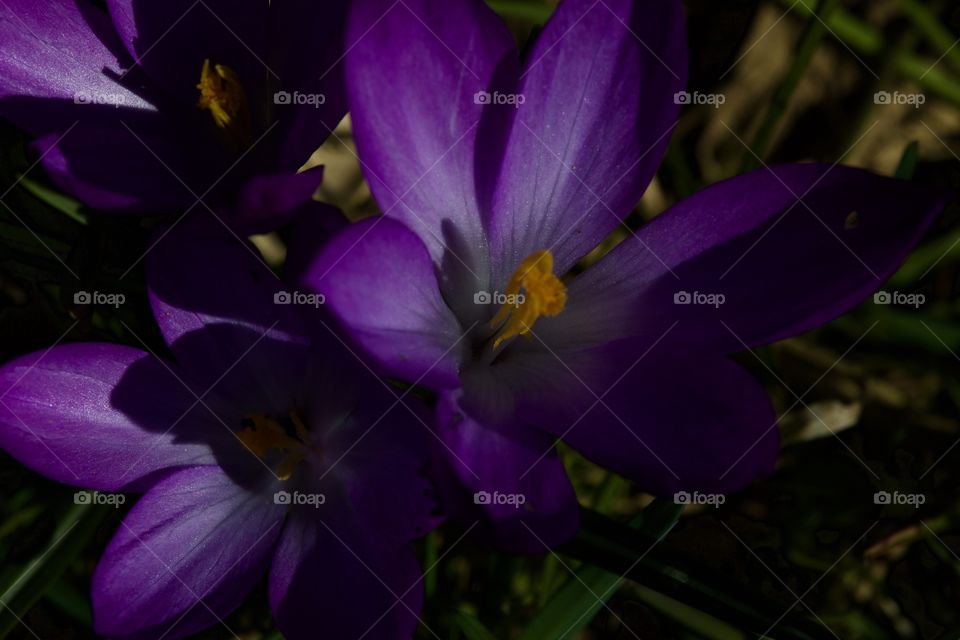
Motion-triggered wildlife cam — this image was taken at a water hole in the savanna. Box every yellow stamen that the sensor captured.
[276,451,307,481]
[196,58,251,149]
[236,412,307,481]
[489,250,567,350]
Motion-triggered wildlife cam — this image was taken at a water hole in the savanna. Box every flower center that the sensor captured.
[237,411,310,480]
[196,58,252,151]
[489,250,567,350]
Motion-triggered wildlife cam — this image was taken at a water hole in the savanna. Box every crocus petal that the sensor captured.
[488,0,686,284]
[106,0,269,108]
[269,352,438,639]
[32,122,206,212]
[270,507,424,640]
[146,215,311,413]
[0,0,156,134]
[301,217,465,390]
[324,397,437,546]
[268,0,350,171]
[433,391,580,553]
[93,466,285,640]
[292,330,439,545]
[479,338,624,428]
[283,202,349,286]
[345,0,517,274]
[537,346,779,495]
[229,167,324,234]
[556,164,951,352]
[0,343,221,492]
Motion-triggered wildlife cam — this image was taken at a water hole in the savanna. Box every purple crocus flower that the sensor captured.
[301,0,950,550]
[0,218,436,639]
[0,0,347,231]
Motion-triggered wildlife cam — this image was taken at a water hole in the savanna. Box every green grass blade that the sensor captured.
[519,500,682,640]
[890,227,960,285]
[633,584,746,640]
[44,580,92,626]
[778,0,960,105]
[564,508,827,639]
[741,0,842,172]
[452,610,499,640]
[893,141,919,179]
[898,0,960,77]
[16,175,87,225]
[0,501,110,639]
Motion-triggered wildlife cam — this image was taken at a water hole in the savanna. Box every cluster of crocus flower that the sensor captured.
[0,0,951,638]
[303,0,950,552]
[0,217,436,639]
[0,0,348,231]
